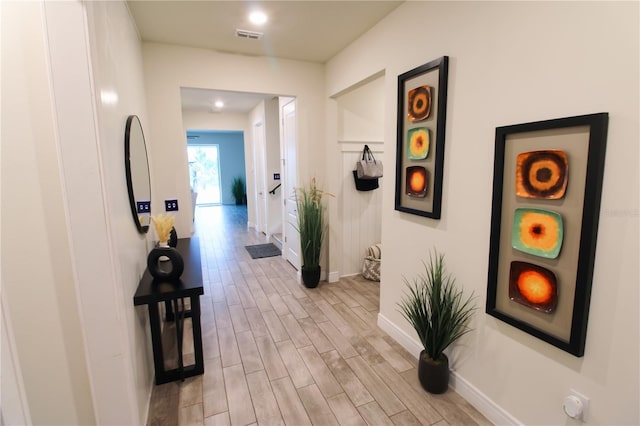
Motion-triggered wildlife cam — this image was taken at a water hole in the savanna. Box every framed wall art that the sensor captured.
[486,113,609,357]
[395,56,449,219]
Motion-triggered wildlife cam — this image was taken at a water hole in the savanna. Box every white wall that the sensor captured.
[2,1,153,424]
[1,2,95,423]
[84,2,154,423]
[142,43,325,238]
[183,110,251,134]
[326,2,639,424]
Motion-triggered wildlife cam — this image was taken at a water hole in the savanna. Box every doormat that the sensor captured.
[245,243,281,259]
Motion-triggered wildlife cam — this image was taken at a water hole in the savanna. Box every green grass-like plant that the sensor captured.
[398,250,476,362]
[231,176,245,203]
[295,178,330,269]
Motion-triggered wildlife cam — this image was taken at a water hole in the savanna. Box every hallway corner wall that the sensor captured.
[326,1,639,424]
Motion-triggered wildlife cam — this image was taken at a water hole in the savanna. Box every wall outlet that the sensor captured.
[136,200,151,213]
[165,199,179,211]
[563,389,589,421]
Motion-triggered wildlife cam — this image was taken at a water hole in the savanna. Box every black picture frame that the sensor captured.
[395,56,449,219]
[486,112,608,357]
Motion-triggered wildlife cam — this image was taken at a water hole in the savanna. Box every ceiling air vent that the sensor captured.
[235,29,263,40]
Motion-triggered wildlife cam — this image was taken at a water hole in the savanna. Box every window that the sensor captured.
[188,145,221,205]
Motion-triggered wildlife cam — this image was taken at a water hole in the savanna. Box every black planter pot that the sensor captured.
[301,265,321,288]
[418,351,449,394]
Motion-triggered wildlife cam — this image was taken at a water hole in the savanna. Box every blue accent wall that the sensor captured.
[187,130,246,205]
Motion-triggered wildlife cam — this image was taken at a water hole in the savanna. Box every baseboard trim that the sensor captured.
[377,313,520,426]
[328,271,340,283]
[449,370,522,425]
[377,312,422,358]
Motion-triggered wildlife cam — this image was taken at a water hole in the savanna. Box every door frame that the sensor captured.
[253,120,267,234]
[280,98,300,270]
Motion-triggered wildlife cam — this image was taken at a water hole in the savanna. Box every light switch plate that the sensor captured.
[165,199,179,211]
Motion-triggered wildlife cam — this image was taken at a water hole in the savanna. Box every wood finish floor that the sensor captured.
[147,205,490,426]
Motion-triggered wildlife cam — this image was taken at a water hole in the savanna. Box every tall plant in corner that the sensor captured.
[398,250,476,394]
[295,178,331,288]
[231,176,245,205]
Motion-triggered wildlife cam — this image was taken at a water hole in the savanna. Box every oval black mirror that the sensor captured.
[125,115,151,233]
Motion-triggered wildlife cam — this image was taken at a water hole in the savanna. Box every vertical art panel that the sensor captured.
[395,56,449,219]
[486,113,608,356]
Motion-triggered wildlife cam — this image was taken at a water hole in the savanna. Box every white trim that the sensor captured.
[1,294,33,425]
[329,69,385,99]
[377,312,423,358]
[377,312,521,426]
[339,272,362,279]
[338,139,384,144]
[339,142,384,153]
[328,271,340,283]
[449,372,523,426]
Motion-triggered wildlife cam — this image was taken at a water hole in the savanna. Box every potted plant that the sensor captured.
[397,250,476,394]
[231,176,245,205]
[295,178,330,288]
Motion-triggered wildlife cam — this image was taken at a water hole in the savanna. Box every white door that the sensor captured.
[254,121,267,234]
[282,100,300,269]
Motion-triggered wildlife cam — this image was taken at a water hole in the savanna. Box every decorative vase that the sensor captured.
[301,265,321,288]
[157,241,171,262]
[418,351,449,394]
[147,244,184,280]
[168,227,178,247]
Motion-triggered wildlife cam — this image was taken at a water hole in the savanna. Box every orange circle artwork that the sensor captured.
[407,86,432,122]
[508,261,558,313]
[517,270,554,305]
[515,150,568,199]
[405,166,427,197]
[408,128,429,159]
[518,211,560,252]
[527,159,562,192]
[410,171,425,192]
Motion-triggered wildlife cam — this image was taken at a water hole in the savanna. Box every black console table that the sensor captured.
[133,237,204,384]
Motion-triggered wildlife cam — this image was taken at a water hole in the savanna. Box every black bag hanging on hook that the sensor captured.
[352,170,379,191]
[356,145,383,179]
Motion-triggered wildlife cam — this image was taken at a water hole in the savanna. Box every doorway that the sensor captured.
[281,99,300,270]
[188,144,222,206]
[180,89,299,269]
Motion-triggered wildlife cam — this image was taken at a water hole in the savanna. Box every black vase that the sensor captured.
[147,245,184,280]
[301,265,321,288]
[418,351,449,394]
[168,227,178,247]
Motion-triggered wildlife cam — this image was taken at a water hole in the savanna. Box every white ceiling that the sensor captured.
[127,1,402,63]
[180,87,278,114]
[127,0,402,113]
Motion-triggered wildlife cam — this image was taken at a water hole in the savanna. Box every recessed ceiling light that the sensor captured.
[249,10,267,25]
[214,100,224,108]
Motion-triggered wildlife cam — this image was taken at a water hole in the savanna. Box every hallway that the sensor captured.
[146,205,489,425]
